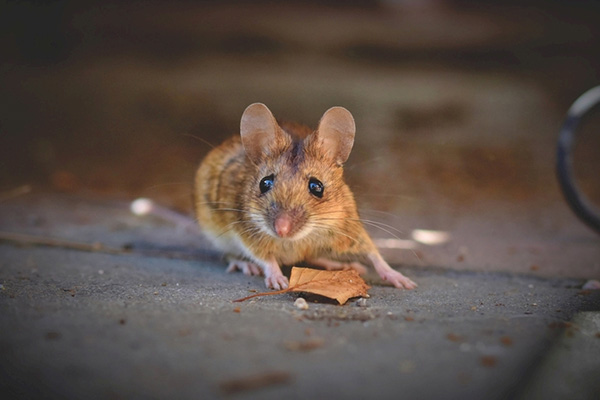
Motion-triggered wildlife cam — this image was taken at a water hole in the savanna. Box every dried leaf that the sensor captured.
[288,267,370,305]
[233,267,370,305]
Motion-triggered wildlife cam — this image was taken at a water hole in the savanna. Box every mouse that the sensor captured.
[193,103,417,290]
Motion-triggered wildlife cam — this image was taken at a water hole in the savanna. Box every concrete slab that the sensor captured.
[1,194,599,400]
[518,312,600,400]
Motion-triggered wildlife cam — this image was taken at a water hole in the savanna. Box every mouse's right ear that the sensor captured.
[240,103,280,163]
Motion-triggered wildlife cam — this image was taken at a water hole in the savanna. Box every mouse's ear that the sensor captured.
[316,106,356,165]
[240,103,280,163]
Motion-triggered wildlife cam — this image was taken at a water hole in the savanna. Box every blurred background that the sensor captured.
[1,0,599,276]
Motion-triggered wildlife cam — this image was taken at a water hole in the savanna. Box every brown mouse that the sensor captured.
[194,103,416,290]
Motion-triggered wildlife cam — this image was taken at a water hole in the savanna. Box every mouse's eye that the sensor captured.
[259,174,274,194]
[308,177,324,198]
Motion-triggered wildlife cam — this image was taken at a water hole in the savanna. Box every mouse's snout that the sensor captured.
[270,206,307,239]
[274,213,293,237]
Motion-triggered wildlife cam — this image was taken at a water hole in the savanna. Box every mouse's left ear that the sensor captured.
[317,106,356,165]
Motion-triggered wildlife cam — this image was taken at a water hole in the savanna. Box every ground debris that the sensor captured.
[300,308,378,322]
[219,371,292,395]
[284,338,325,352]
[294,297,309,310]
[480,355,498,368]
[582,280,600,290]
[234,267,370,305]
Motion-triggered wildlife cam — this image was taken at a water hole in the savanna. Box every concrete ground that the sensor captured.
[1,1,600,399]
[1,192,599,400]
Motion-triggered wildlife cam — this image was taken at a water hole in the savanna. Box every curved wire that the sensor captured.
[556,85,600,235]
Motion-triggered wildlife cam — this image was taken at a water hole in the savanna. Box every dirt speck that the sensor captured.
[499,336,513,346]
[446,333,464,343]
[480,355,498,367]
[284,338,325,352]
[219,371,292,395]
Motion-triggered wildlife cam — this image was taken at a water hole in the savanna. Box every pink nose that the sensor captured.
[274,213,293,237]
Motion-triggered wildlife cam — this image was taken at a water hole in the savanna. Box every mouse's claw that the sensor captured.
[265,274,289,291]
[382,270,418,289]
[226,260,263,276]
[369,252,417,290]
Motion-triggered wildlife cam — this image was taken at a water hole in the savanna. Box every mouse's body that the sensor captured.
[194,103,416,290]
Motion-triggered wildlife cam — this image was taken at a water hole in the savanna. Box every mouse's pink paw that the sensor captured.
[226,260,262,276]
[369,253,417,290]
[381,269,417,290]
[265,274,289,290]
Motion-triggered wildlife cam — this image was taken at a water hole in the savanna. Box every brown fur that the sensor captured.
[194,103,416,290]
[195,133,375,259]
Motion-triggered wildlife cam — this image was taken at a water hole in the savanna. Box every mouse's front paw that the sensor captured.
[265,274,289,290]
[382,270,417,290]
[226,260,263,276]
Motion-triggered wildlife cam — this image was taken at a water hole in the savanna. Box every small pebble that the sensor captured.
[294,297,309,310]
[582,280,600,290]
[355,298,368,307]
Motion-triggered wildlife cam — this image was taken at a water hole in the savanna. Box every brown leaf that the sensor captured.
[288,267,370,305]
[233,267,370,305]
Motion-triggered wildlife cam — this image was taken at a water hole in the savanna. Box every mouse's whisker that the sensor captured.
[354,220,406,240]
[307,222,360,245]
[314,217,405,239]
[199,201,264,215]
[308,211,346,219]
[211,208,246,213]
[352,218,406,235]
[357,208,402,219]
[318,215,406,236]
[217,219,261,238]
[215,220,246,238]
[183,133,217,149]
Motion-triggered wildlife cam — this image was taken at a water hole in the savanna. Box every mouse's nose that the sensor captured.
[274,213,293,237]
[271,206,306,239]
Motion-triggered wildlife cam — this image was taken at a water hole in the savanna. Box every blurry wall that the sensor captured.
[1,0,599,212]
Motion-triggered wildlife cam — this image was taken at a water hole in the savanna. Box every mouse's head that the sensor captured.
[240,103,356,241]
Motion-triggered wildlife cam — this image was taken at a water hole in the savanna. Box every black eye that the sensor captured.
[259,174,274,194]
[308,177,324,198]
